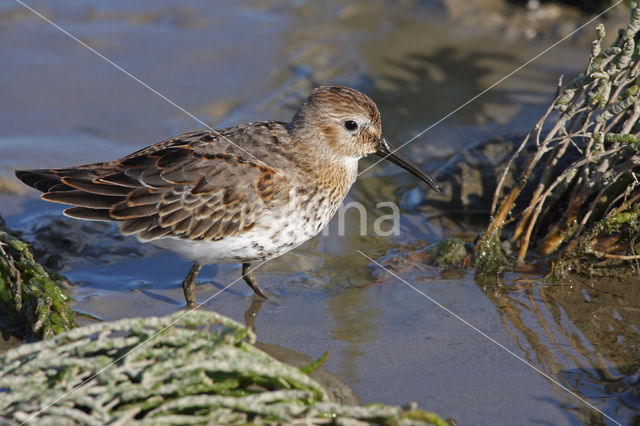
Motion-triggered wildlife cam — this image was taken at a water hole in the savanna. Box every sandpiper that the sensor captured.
[15,86,440,307]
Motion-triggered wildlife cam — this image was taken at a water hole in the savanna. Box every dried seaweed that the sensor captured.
[0,310,446,425]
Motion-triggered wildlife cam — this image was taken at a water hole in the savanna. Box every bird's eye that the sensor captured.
[343,120,358,131]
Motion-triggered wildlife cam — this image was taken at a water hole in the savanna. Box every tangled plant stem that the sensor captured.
[477,5,640,277]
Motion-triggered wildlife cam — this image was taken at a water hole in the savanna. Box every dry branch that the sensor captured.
[476,5,640,278]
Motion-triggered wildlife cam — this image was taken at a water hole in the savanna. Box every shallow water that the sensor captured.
[1,1,639,424]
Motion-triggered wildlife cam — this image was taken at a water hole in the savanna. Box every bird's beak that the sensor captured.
[375,137,442,192]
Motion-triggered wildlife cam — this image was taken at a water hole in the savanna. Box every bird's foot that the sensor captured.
[242,263,268,299]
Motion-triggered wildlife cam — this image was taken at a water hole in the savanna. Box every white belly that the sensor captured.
[149,192,339,265]
[150,231,289,265]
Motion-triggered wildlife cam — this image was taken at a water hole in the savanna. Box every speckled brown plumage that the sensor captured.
[15,85,440,307]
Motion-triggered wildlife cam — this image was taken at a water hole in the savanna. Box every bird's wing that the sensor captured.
[15,131,289,242]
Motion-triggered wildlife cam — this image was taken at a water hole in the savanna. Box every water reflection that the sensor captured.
[239,295,362,405]
[327,286,381,382]
[373,48,520,134]
[476,273,640,423]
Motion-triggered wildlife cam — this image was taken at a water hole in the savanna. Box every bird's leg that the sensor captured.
[242,263,268,298]
[182,261,201,308]
[243,296,265,332]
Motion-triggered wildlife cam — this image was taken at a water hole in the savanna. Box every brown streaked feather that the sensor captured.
[222,188,245,206]
[190,176,218,194]
[48,183,73,192]
[158,208,190,227]
[64,207,113,221]
[119,155,157,169]
[15,124,292,242]
[110,203,159,219]
[243,222,257,233]
[194,202,216,220]
[36,178,65,192]
[120,216,155,235]
[189,220,211,239]
[98,172,141,188]
[182,192,212,208]
[221,218,237,237]
[138,168,168,188]
[15,170,52,188]
[125,188,162,206]
[158,199,185,216]
[159,168,189,184]
[138,226,172,241]
[62,177,132,196]
[156,149,189,168]
[162,190,183,204]
[173,216,193,234]
[202,221,221,240]
[43,191,124,208]
[15,170,68,193]
[207,207,225,223]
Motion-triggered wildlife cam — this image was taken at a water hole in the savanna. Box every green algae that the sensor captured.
[0,216,76,340]
[431,238,469,268]
[473,228,506,273]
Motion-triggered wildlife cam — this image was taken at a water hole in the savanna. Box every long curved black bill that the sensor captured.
[375,137,442,192]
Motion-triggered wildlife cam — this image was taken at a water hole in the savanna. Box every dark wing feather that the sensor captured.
[63,207,113,221]
[14,130,288,242]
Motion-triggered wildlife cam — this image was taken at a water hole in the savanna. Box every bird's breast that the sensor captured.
[150,186,347,265]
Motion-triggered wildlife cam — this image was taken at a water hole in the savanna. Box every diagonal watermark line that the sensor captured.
[358,0,624,178]
[14,0,268,170]
[19,258,273,425]
[357,250,623,426]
